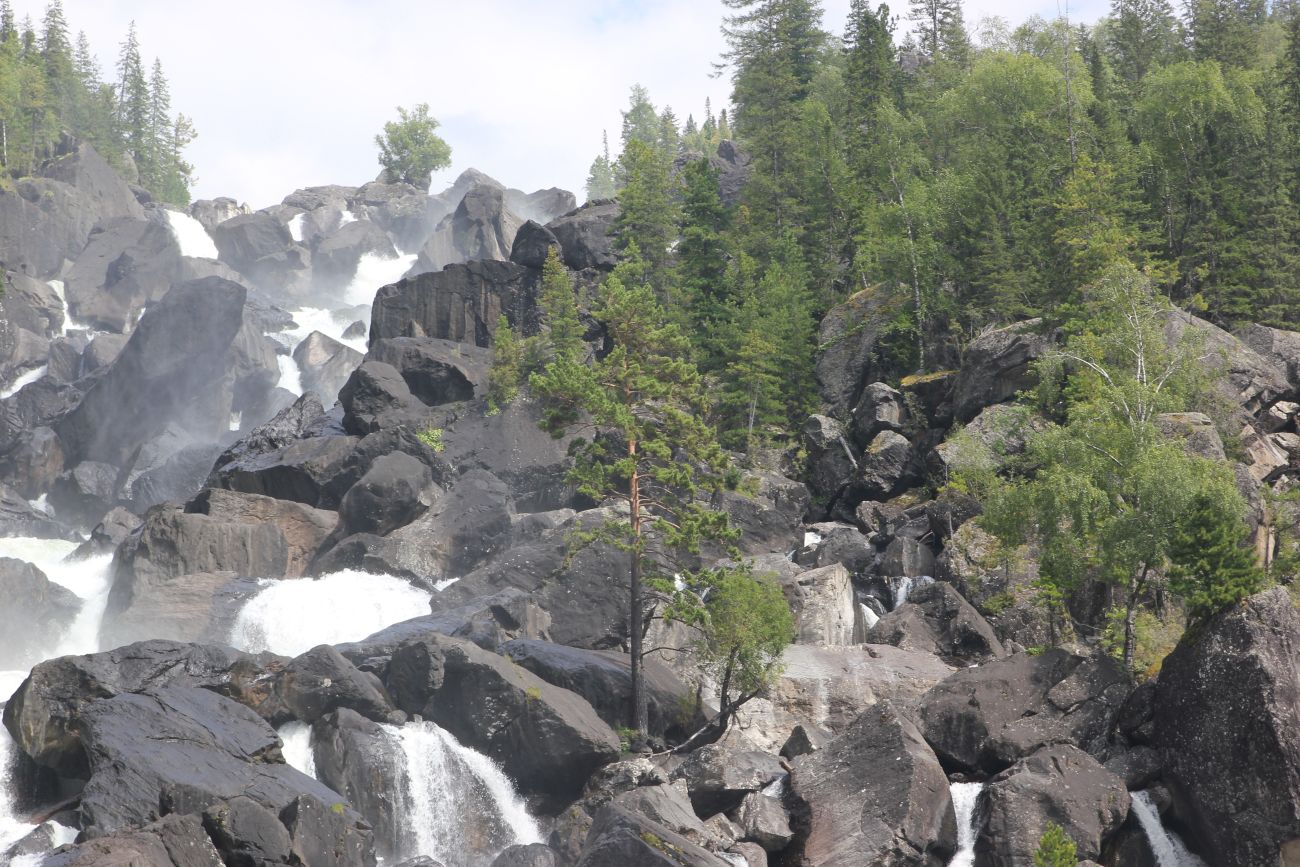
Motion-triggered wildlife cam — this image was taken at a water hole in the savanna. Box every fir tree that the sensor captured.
[537,247,585,364]
[116,21,148,176]
[1168,492,1266,622]
[615,138,679,289]
[585,130,617,200]
[1033,823,1077,867]
[487,313,523,412]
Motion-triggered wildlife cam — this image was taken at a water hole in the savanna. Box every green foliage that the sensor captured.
[1167,492,1267,622]
[375,103,451,189]
[615,139,679,288]
[538,247,585,364]
[416,427,445,453]
[585,130,616,201]
[1033,822,1078,867]
[487,314,523,413]
[690,564,794,712]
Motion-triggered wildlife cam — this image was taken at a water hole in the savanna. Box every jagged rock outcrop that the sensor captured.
[918,649,1132,774]
[63,216,183,332]
[867,581,1006,662]
[293,331,363,404]
[370,259,539,346]
[575,805,732,867]
[952,319,1051,423]
[0,557,80,669]
[814,289,895,419]
[413,184,524,275]
[366,336,489,406]
[1155,587,1300,867]
[546,201,619,271]
[786,702,956,866]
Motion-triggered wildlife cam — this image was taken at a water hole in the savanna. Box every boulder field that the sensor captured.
[1,140,1299,866]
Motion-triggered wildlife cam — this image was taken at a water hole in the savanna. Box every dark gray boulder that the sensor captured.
[509,220,561,269]
[814,289,894,419]
[276,644,394,724]
[335,450,434,538]
[918,649,1132,774]
[850,382,906,449]
[500,639,703,740]
[76,686,371,857]
[56,276,247,467]
[546,200,619,272]
[975,745,1130,866]
[63,216,183,332]
[671,744,785,817]
[212,212,294,278]
[802,414,856,508]
[413,184,523,275]
[0,482,74,539]
[370,259,539,347]
[867,581,1005,662]
[367,336,489,406]
[850,431,917,501]
[385,632,620,808]
[338,360,427,435]
[190,196,249,233]
[952,319,1051,423]
[2,640,286,778]
[491,843,558,867]
[39,812,224,867]
[209,433,360,509]
[1154,587,1300,867]
[575,805,732,867]
[786,702,956,867]
[47,460,119,528]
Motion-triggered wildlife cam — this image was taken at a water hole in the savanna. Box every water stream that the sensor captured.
[163,209,220,259]
[947,781,985,867]
[1130,790,1206,867]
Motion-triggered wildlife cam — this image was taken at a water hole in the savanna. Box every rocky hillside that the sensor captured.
[0,140,1298,867]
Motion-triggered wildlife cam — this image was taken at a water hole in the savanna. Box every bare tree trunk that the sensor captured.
[1123,565,1149,671]
[628,443,648,736]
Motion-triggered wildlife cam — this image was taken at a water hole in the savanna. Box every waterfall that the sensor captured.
[889,575,933,611]
[276,354,304,397]
[803,530,823,548]
[281,306,367,356]
[385,721,541,867]
[278,722,317,779]
[0,538,114,663]
[288,213,306,243]
[0,366,47,400]
[947,782,985,867]
[0,691,34,853]
[163,209,220,259]
[1130,790,1206,867]
[227,570,431,657]
[859,603,880,630]
[342,252,418,309]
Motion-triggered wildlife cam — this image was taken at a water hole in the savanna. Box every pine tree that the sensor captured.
[487,313,524,412]
[909,0,968,62]
[0,2,13,42]
[116,21,148,178]
[40,0,72,125]
[678,158,732,356]
[537,247,585,364]
[615,138,679,288]
[585,130,617,200]
[529,251,743,735]
[620,83,659,152]
[843,0,896,165]
[1106,0,1181,86]
[1187,0,1267,67]
[1168,492,1266,622]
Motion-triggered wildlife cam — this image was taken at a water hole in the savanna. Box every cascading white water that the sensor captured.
[278,722,317,779]
[859,602,880,630]
[288,213,306,243]
[343,252,418,309]
[0,721,35,856]
[163,209,220,259]
[803,530,823,548]
[276,354,304,397]
[227,570,431,657]
[386,721,541,867]
[0,538,114,662]
[890,575,933,610]
[1130,790,1206,867]
[947,782,985,867]
[0,366,47,400]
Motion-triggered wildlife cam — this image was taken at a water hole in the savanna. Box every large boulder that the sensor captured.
[334,450,435,537]
[546,201,619,272]
[413,184,524,274]
[849,431,918,502]
[37,813,224,867]
[63,216,183,332]
[509,220,561,270]
[1167,311,1290,415]
[385,632,620,808]
[500,639,703,741]
[506,187,577,225]
[190,196,250,233]
[338,360,428,434]
[867,581,1005,662]
[976,745,1130,866]
[670,743,785,816]
[293,331,363,404]
[367,336,490,406]
[76,685,372,857]
[802,415,857,508]
[3,641,285,778]
[781,563,867,647]
[212,212,310,296]
[918,649,1132,774]
[0,557,80,669]
[210,433,361,509]
[575,804,732,867]
[55,276,247,467]
[730,644,954,753]
[952,319,1051,423]
[786,702,956,866]
[370,259,539,346]
[814,289,895,419]
[1154,587,1300,867]
[276,644,393,725]
[0,143,143,278]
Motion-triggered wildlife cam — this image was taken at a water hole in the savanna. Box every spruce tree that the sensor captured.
[537,247,585,364]
[615,138,679,289]
[1033,824,1077,867]
[585,130,617,200]
[1167,492,1266,622]
[116,21,148,178]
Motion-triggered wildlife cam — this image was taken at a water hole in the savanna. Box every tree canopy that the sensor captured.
[375,103,451,190]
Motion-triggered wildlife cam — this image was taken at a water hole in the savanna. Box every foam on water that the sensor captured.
[227,570,431,657]
[1,366,47,400]
[342,252,417,309]
[278,722,317,779]
[947,782,985,867]
[163,208,220,259]
[276,354,303,397]
[1131,790,1206,866]
[386,720,541,866]
[0,538,115,661]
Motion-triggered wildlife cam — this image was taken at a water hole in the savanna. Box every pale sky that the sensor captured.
[27,1,1109,208]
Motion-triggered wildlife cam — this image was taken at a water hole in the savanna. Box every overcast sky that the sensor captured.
[28,1,1109,209]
